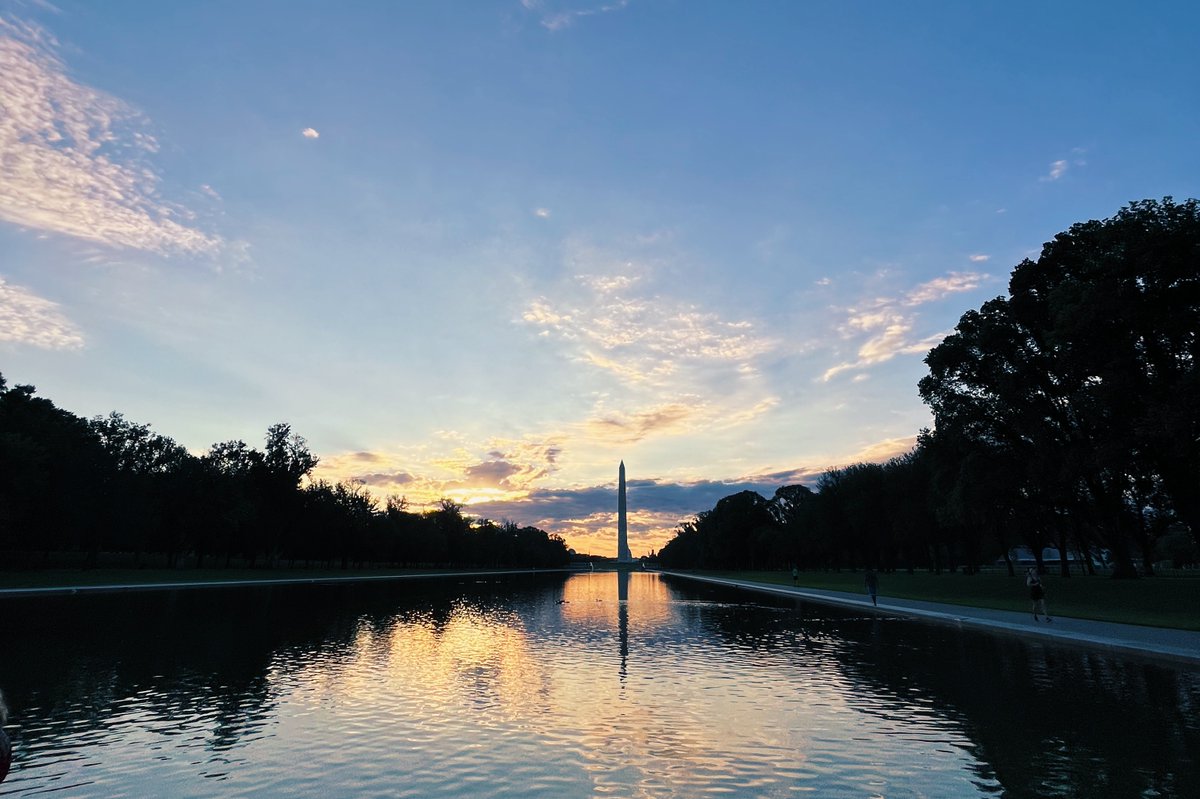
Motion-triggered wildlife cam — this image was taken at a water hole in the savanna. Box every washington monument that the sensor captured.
[617,461,634,563]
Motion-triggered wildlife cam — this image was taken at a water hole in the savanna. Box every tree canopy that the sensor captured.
[0,379,568,571]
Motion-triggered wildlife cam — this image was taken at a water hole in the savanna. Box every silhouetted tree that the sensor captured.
[921,198,1200,576]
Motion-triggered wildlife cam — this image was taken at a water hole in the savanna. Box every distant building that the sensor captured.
[1003,546,1108,568]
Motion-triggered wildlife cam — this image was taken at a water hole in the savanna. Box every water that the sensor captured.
[0,572,1196,798]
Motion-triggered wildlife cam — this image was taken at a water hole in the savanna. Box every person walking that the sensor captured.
[792,566,799,586]
[1025,567,1051,622]
[864,569,878,607]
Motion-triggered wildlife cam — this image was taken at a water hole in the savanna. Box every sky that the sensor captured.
[2,0,1198,557]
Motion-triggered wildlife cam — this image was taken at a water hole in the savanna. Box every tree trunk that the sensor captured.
[1056,528,1071,577]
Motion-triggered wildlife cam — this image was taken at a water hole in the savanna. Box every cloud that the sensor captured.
[0,17,223,255]
[521,266,775,389]
[1042,159,1069,181]
[534,207,551,218]
[301,127,320,139]
[902,271,987,306]
[518,242,781,452]
[314,435,566,509]
[583,402,697,444]
[0,277,84,349]
[523,0,631,31]
[821,271,988,381]
[968,254,989,263]
[355,470,416,488]
[850,435,918,463]
[464,459,524,488]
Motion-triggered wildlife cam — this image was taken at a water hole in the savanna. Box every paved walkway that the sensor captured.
[662,572,1200,666]
[0,569,559,598]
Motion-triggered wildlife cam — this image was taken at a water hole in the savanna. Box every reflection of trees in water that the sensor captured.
[664,579,1200,799]
[0,574,569,772]
[831,622,1200,799]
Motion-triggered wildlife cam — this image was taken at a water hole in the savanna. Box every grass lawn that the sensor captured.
[704,569,1200,631]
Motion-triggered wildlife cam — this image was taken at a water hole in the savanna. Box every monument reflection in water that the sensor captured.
[0,572,1196,798]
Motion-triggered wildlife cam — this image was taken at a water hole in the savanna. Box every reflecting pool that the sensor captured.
[0,572,1196,797]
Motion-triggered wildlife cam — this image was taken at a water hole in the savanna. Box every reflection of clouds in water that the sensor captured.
[2,575,1192,796]
[318,606,552,724]
[291,572,831,796]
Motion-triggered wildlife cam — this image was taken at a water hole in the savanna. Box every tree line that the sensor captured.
[659,198,1200,578]
[0,386,570,570]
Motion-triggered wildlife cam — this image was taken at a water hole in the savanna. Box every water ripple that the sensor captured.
[0,573,1195,797]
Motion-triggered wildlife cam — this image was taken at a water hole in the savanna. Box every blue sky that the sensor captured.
[2,0,1197,556]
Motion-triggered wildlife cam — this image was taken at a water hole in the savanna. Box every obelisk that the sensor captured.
[617,461,633,562]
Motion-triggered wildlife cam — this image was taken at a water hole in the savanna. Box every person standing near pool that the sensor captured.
[864,569,878,606]
[1026,567,1051,622]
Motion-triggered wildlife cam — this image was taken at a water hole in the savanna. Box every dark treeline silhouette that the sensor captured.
[0,386,569,570]
[660,198,1199,578]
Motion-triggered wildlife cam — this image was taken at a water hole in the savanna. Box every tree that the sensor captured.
[920,198,1200,575]
[90,412,192,565]
[203,440,266,567]
[0,379,111,562]
[261,423,318,566]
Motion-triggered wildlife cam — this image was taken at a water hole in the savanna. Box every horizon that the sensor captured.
[2,1,1198,555]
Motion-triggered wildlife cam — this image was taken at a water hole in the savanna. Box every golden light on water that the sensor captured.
[12,573,1072,795]
[288,570,854,796]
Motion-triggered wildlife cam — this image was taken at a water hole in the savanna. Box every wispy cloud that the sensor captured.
[969,253,989,263]
[519,241,781,452]
[534,207,551,218]
[1042,159,1069,181]
[0,277,84,349]
[850,434,917,464]
[1040,150,1087,183]
[301,127,320,139]
[522,0,631,31]
[582,402,697,444]
[821,271,988,381]
[0,17,223,256]
[314,434,566,510]
[521,265,775,389]
[902,271,986,306]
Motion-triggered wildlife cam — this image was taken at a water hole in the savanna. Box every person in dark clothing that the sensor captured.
[1025,567,1051,622]
[864,569,878,607]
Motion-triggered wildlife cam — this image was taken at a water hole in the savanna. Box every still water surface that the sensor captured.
[0,572,1196,797]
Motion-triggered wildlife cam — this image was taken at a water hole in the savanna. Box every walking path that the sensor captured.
[663,572,1200,666]
[0,569,560,598]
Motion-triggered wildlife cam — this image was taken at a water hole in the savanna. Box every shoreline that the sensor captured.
[0,568,576,598]
[4,567,1195,665]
